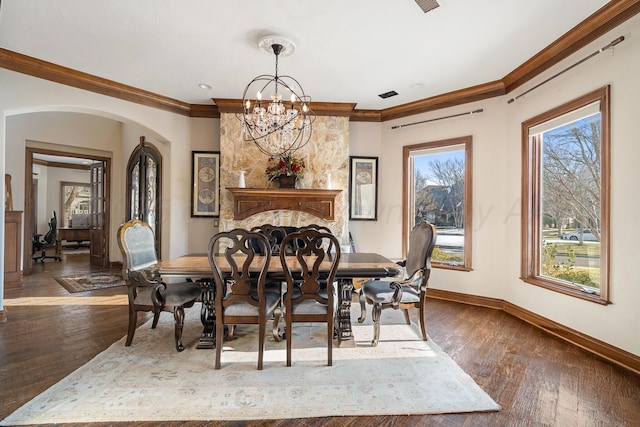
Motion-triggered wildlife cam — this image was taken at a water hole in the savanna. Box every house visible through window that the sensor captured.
[521,86,610,303]
[403,136,472,271]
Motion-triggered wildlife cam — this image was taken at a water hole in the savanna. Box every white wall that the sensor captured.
[184,117,221,255]
[0,69,217,312]
[1,15,638,356]
[349,15,640,355]
[43,167,90,230]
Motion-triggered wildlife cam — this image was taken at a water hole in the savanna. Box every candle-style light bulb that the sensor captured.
[290,93,295,109]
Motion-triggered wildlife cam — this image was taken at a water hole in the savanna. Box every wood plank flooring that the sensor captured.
[1,254,639,426]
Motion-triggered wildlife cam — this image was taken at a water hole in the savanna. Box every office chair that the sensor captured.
[32,211,62,262]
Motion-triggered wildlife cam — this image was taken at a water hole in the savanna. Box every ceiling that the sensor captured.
[0,0,616,112]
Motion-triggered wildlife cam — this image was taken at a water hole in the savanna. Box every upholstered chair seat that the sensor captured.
[117,219,202,352]
[358,221,437,347]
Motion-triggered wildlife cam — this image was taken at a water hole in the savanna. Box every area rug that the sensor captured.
[0,306,500,425]
[53,272,125,293]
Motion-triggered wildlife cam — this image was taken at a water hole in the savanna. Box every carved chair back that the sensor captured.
[118,219,158,273]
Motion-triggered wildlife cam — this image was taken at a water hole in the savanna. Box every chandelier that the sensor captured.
[241,36,315,157]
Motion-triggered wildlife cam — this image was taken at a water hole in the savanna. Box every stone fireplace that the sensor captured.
[218,112,350,245]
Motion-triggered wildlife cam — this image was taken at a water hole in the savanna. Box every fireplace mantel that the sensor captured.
[227,187,342,221]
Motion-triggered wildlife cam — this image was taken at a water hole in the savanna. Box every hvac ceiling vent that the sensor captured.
[414,0,440,13]
[378,90,398,99]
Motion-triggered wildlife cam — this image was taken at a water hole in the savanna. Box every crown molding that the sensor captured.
[0,48,192,116]
[213,98,356,117]
[350,109,382,122]
[502,0,640,93]
[189,104,220,118]
[1,0,638,122]
[378,80,505,122]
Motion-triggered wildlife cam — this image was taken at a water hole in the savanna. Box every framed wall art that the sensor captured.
[191,151,220,217]
[349,156,378,220]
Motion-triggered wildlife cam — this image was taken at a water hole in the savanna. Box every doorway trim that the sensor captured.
[24,147,112,275]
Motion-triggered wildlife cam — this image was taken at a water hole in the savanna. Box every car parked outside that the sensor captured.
[561,230,599,241]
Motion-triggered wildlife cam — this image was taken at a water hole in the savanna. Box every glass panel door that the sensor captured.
[126,138,162,254]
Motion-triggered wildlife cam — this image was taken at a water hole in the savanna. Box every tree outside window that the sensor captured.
[521,86,610,303]
[404,136,472,271]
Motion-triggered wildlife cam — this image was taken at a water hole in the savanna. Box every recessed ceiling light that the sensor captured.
[198,83,212,90]
[411,83,424,89]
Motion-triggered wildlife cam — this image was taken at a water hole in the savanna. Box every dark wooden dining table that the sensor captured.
[156,252,400,348]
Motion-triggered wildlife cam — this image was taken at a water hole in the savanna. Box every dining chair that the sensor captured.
[357,221,437,346]
[117,219,202,352]
[280,229,340,366]
[249,224,288,255]
[208,229,282,370]
[297,224,336,253]
[248,224,291,340]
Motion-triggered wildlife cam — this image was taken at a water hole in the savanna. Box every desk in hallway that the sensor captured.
[56,227,91,254]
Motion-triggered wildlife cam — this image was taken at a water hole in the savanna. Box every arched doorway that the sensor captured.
[126,136,162,255]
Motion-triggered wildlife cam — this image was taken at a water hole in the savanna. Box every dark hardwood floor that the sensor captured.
[1,254,639,426]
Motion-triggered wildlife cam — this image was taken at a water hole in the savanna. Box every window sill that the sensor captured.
[520,276,610,305]
[433,262,472,272]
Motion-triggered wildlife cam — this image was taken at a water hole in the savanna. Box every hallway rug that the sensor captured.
[54,272,124,293]
[0,305,500,425]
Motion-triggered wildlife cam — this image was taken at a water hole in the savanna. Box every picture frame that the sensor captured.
[191,151,220,217]
[349,156,378,220]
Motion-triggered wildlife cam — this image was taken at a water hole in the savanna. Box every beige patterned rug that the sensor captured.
[54,272,124,293]
[0,305,499,425]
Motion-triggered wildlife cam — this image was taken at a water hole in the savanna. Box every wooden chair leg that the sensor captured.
[272,308,282,342]
[215,317,224,369]
[125,307,137,346]
[174,306,185,352]
[286,313,292,367]
[327,317,333,366]
[419,302,428,341]
[258,320,266,370]
[403,309,411,325]
[371,303,382,347]
[357,291,367,323]
[151,311,160,329]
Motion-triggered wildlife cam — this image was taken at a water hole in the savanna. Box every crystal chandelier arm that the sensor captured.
[240,38,315,157]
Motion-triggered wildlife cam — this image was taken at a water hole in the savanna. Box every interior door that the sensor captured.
[89,161,107,267]
[126,137,161,255]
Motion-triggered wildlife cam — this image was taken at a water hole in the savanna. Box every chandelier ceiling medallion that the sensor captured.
[241,35,315,158]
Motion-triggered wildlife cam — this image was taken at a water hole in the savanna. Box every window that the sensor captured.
[521,86,610,304]
[60,182,91,228]
[403,136,472,271]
